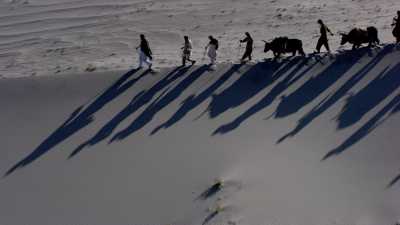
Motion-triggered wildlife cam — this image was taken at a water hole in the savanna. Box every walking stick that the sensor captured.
[237,42,242,59]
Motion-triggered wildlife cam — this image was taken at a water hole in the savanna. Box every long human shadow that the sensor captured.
[336,61,400,129]
[278,45,395,143]
[5,68,146,176]
[69,66,190,158]
[322,62,400,161]
[274,48,368,119]
[207,58,299,119]
[213,57,316,135]
[150,64,244,135]
[110,65,210,142]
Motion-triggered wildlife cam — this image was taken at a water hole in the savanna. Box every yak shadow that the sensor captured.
[322,63,400,161]
[110,65,210,142]
[337,61,400,129]
[213,57,315,135]
[151,64,244,135]
[69,66,191,158]
[207,58,298,119]
[274,48,368,119]
[5,68,146,176]
[278,45,395,143]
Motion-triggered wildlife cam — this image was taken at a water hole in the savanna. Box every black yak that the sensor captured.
[263,37,305,58]
[340,27,380,49]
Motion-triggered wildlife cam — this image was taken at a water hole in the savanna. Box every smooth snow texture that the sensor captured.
[0,0,400,77]
[1,45,400,225]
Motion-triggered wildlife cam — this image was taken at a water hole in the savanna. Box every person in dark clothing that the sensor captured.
[392,11,400,43]
[316,19,334,53]
[136,34,153,69]
[240,32,253,62]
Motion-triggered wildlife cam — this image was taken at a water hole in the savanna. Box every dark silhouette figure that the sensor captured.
[137,34,153,69]
[111,65,210,142]
[274,48,367,119]
[392,11,400,43]
[151,64,243,135]
[240,32,253,62]
[70,66,190,158]
[340,27,380,49]
[316,19,333,53]
[5,69,145,176]
[263,37,305,58]
[214,57,316,135]
[139,34,152,60]
[207,59,294,119]
[278,45,394,143]
[323,62,400,160]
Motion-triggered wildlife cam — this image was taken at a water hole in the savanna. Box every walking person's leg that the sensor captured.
[241,50,250,62]
[182,54,186,66]
[316,37,323,53]
[143,54,152,70]
[208,51,214,65]
[138,51,145,68]
[324,40,331,53]
[248,49,252,61]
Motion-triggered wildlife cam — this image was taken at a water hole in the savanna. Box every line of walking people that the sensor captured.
[136,11,400,71]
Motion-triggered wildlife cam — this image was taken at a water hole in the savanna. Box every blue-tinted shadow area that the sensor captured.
[323,62,400,161]
[278,45,394,143]
[213,57,314,135]
[151,64,244,135]
[274,48,368,119]
[207,59,298,119]
[110,65,210,142]
[70,66,191,158]
[5,68,145,176]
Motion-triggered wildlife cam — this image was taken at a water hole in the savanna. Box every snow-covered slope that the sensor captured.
[1,0,400,77]
[1,45,400,225]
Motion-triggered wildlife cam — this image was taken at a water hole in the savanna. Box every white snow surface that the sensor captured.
[1,45,400,225]
[1,0,400,225]
[0,0,400,78]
